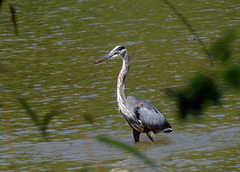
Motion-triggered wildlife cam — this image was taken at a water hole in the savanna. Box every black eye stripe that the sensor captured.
[117,46,125,51]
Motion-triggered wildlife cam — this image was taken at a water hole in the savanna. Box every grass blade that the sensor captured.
[41,109,58,136]
[161,0,212,66]
[10,4,18,34]
[0,0,3,9]
[97,136,157,168]
[16,95,40,128]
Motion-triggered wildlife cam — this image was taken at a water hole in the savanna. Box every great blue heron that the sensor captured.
[95,46,172,142]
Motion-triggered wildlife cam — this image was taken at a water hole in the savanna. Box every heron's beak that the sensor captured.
[95,53,113,64]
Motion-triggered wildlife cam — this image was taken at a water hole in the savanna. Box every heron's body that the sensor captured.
[95,46,172,142]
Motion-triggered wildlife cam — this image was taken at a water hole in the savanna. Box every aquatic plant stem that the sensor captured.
[161,0,213,67]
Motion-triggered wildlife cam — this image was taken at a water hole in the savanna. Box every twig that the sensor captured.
[10,4,18,34]
[161,0,213,66]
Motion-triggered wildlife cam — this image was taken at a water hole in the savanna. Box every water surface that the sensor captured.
[0,0,240,171]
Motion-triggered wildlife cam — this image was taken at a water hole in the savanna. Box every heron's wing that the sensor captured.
[126,96,172,133]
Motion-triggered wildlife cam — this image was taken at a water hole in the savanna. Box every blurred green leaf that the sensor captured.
[173,73,220,118]
[0,0,3,9]
[189,73,220,102]
[41,109,58,136]
[10,4,18,34]
[210,31,236,62]
[83,113,94,124]
[224,64,240,88]
[16,95,41,127]
[97,136,157,168]
[16,95,58,138]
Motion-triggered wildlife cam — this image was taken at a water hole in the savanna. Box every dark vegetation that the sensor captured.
[172,30,239,118]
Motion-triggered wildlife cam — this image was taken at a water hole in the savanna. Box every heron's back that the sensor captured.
[124,96,172,133]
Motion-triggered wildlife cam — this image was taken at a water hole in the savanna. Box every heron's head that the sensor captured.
[95,46,126,64]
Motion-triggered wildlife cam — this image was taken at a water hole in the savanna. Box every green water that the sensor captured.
[1,0,239,171]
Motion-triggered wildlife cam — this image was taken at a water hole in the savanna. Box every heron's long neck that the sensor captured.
[117,53,130,111]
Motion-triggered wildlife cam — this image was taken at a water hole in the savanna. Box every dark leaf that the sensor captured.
[83,113,94,124]
[10,4,18,34]
[210,31,236,62]
[97,136,157,168]
[174,73,220,118]
[0,0,3,9]
[41,109,59,136]
[225,65,240,88]
[161,0,212,65]
[16,95,40,127]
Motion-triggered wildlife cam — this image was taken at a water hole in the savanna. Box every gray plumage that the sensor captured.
[126,96,172,133]
[95,45,172,142]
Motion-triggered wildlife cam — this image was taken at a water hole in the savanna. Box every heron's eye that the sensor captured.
[116,51,119,54]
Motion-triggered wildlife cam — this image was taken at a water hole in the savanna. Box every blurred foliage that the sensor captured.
[171,30,239,119]
[9,4,18,34]
[0,0,2,9]
[97,136,158,168]
[83,113,95,124]
[173,73,220,118]
[162,0,212,65]
[224,64,240,88]
[162,0,239,119]
[0,1,18,34]
[210,31,236,62]
[16,95,41,127]
[16,95,59,138]
[41,109,59,136]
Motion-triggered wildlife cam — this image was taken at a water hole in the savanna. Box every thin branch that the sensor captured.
[10,4,18,34]
[161,0,213,66]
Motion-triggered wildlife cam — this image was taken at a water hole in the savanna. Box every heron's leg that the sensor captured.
[133,129,140,142]
[145,128,156,142]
